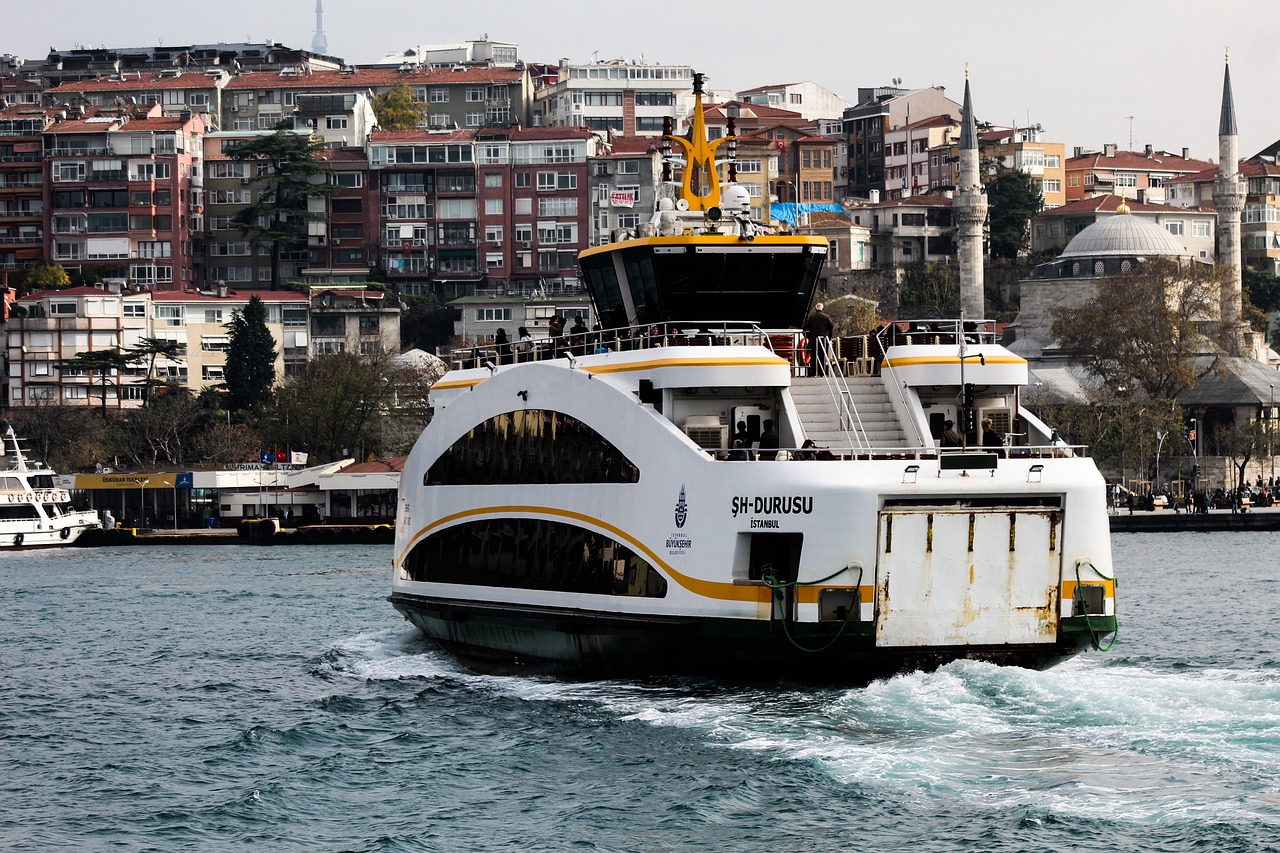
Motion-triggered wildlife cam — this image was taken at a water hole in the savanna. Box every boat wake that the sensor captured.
[323,631,1280,829]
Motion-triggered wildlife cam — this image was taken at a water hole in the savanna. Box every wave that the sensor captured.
[321,629,1280,829]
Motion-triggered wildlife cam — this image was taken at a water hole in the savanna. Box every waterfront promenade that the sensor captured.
[1109,503,1280,532]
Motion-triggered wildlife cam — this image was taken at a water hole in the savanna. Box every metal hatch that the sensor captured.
[874,507,1062,647]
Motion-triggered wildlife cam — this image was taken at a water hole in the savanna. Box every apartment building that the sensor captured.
[303,146,373,283]
[735,82,850,123]
[1064,144,1214,204]
[44,105,205,291]
[221,65,532,133]
[0,107,52,274]
[587,135,661,245]
[844,85,961,200]
[851,195,955,267]
[1028,195,1217,261]
[306,285,400,360]
[374,38,520,68]
[45,71,229,132]
[885,115,957,200]
[1166,158,1280,274]
[928,126,1066,209]
[26,42,341,91]
[534,58,694,136]
[5,283,311,407]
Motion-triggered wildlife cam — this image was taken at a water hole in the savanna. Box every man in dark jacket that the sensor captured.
[803,303,834,376]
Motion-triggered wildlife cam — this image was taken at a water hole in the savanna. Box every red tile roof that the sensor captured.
[151,290,309,303]
[703,101,803,121]
[1165,158,1280,184]
[509,126,593,141]
[369,129,477,144]
[1066,150,1215,173]
[47,73,225,93]
[1033,194,1215,217]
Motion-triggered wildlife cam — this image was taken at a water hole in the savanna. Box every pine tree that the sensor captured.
[224,295,278,413]
[228,129,335,289]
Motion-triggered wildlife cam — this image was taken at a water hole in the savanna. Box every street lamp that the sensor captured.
[1270,384,1275,486]
[1189,417,1199,493]
[1118,386,1127,489]
[1155,429,1166,493]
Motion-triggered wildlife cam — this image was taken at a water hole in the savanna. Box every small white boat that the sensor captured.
[0,421,100,549]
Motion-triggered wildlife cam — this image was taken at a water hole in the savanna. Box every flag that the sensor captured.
[275,447,286,462]
[291,451,309,465]
[259,450,274,465]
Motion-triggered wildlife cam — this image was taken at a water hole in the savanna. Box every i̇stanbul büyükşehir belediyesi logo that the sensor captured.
[674,485,688,528]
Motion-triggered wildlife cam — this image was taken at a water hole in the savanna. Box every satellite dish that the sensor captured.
[675,199,689,211]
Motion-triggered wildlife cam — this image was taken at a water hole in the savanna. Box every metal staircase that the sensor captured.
[790,375,908,450]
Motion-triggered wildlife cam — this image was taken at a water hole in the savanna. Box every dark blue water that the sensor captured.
[3,535,1280,852]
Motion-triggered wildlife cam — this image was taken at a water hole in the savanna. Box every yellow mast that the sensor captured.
[663,72,733,211]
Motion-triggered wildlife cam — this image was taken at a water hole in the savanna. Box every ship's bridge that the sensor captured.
[578,235,827,329]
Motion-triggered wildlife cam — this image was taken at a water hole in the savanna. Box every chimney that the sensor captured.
[1144,143,1153,157]
[1073,146,1083,158]
[1103,143,1117,157]
[1137,189,1146,204]
[1182,147,1189,159]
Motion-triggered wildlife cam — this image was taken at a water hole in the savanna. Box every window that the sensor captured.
[484,198,503,215]
[333,172,362,188]
[484,172,503,188]
[538,198,577,217]
[537,171,578,191]
[403,517,666,598]
[1115,173,1137,188]
[426,410,639,486]
[201,364,226,381]
[474,307,512,321]
[466,112,483,127]
[1041,179,1061,194]
[1193,221,1211,237]
[1165,220,1185,236]
[325,116,349,130]
[429,88,448,103]
[466,87,484,102]
[155,305,184,326]
[358,315,380,336]
[331,198,362,214]
[123,303,147,318]
[515,171,531,188]
[485,226,503,243]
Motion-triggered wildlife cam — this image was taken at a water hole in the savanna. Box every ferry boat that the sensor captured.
[389,75,1117,681]
[0,421,100,549]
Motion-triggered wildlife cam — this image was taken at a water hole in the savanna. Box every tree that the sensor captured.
[6,405,110,472]
[267,352,400,461]
[1051,258,1231,401]
[224,295,278,413]
[898,262,958,317]
[127,337,185,406]
[984,166,1043,260]
[399,291,459,352]
[55,348,133,418]
[819,293,884,336]
[119,390,202,467]
[18,262,71,293]
[228,129,335,289]
[372,83,428,131]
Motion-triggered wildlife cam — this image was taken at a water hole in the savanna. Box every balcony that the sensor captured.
[47,147,109,157]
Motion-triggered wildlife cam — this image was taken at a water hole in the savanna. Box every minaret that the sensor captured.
[954,67,988,320]
[1214,51,1245,330]
[311,0,329,55]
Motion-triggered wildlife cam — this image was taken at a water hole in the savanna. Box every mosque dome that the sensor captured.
[1058,210,1188,259]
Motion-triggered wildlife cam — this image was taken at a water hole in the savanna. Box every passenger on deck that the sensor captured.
[728,440,751,461]
[495,328,511,365]
[941,419,963,447]
[981,418,1003,453]
[758,419,780,461]
[548,316,565,357]
[803,303,834,377]
[732,421,751,448]
[516,327,533,362]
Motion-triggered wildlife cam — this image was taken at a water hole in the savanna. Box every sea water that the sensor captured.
[3,535,1280,852]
